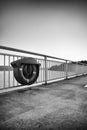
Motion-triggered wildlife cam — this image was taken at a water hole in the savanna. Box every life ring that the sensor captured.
[13,64,39,85]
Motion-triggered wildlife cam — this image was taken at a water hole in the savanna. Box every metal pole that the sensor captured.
[13,56,15,86]
[44,56,47,85]
[66,60,68,79]
[4,55,5,88]
[8,56,10,87]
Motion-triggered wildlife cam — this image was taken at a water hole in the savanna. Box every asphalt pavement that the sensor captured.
[0,75,87,130]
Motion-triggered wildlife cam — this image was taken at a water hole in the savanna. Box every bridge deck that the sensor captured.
[0,75,87,130]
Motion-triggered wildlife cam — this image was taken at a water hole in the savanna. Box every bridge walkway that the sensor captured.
[0,75,87,130]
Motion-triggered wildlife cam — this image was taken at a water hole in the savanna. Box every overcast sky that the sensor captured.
[0,0,87,61]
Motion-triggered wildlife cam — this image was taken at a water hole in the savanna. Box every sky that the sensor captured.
[0,0,87,61]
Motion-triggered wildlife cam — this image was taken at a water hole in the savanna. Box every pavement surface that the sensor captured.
[0,75,87,130]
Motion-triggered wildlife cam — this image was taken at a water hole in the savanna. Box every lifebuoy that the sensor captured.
[13,64,39,85]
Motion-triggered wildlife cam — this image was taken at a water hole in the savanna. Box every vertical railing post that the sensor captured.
[8,56,10,87]
[66,60,68,79]
[13,56,15,86]
[4,55,5,88]
[44,56,47,85]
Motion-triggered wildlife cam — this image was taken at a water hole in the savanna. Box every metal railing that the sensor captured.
[0,45,87,90]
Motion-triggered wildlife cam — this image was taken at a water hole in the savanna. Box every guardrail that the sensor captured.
[0,45,87,90]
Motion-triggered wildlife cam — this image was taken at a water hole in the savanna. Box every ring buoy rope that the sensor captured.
[13,64,39,85]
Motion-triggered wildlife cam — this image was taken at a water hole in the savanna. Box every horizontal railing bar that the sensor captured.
[0,53,62,63]
[0,52,45,61]
[45,59,66,63]
[0,45,69,62]
[0,66,13,71]
[0,52,24,58]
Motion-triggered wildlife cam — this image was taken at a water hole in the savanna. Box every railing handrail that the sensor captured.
[0,45,69,62]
